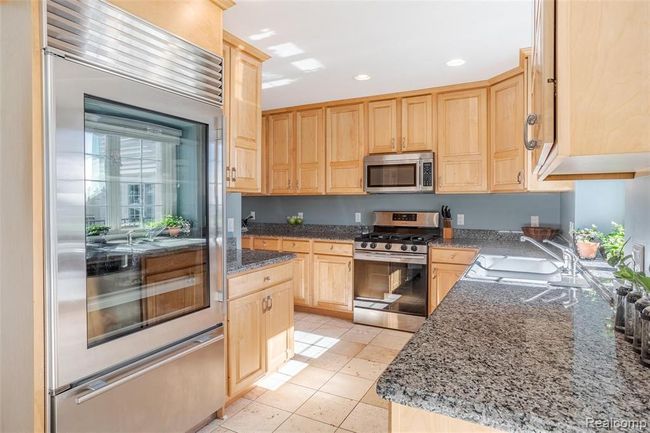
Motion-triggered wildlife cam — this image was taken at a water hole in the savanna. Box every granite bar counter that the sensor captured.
[226,248,295,275]
[377,242,648,433]
[243,222,361,241]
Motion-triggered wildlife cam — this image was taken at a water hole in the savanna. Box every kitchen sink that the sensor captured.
[467,254,563,283]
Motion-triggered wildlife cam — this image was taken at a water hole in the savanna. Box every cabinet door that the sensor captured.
[434,263,467,306]
[437,89,488,193]
[264,281,295,371]
[326,104,365,194]
[295,108,325,194]
[292,252,311,306]
[228,291,265,396]
[490,74,526,192]
[268,112,294,194]
[401,95,433,152]
[313,254,353,311]
[230,48,262,193]
[368,99,397,154]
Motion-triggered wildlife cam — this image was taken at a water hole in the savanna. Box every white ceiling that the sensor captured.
[224,1,533,110]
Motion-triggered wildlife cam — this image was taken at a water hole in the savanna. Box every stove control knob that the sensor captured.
[385,243,392,250]
[360,242,368,248]
[410,245,418,252]
[370,243,377,249]
[400,244,408,251]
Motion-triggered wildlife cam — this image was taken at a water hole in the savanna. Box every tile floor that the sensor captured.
[198,312,413,433]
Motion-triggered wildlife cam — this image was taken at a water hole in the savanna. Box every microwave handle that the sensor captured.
[418,160,423,191]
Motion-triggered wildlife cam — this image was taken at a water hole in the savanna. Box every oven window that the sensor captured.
[367,164,416,188]
[354,260,427,316]
[84,95,210,348]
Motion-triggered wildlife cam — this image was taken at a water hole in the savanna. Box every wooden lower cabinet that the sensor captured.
[227,262,295,397]
[292,252,311,307]
[312,254,354,312]
[428,247,477,315]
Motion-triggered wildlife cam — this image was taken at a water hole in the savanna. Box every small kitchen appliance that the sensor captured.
[364,152,434,193]
[353,211,440,332]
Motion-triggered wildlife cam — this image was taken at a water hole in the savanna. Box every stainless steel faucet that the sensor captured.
[520,235,579,276]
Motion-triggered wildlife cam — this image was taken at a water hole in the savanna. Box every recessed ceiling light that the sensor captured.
[249,29,275,41]
[268,42,304,58]
[262,78,296,89]
[446,58,466,67]
[354,74,371,81]
[291,58,324,73]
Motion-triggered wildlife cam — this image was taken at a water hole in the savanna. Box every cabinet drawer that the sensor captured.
[429,248,478,265]
[142,248,205,276]
[241,236,253,249]
[312,241,353,256]
[253,237,280,251]
[228,261,294,300]
[281,238,311,253]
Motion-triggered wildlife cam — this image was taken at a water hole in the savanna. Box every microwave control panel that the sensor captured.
[422,162,433,187]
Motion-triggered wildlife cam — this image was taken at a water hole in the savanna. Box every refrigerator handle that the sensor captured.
[75,331,224,405]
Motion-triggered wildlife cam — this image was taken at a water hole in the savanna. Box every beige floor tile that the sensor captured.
[275,413,338,433]
[340,402,389,433]
[310,351,352,371]
[339,327,381,345]
[340,358,388,381]
[355,344,399,364]
[349,324,383,335]
[196,418,225,433]
[312,325,348,338]
[255,382,315,412]
[335,429,355,433]
[224,397,252,418]
[369,329,412,350]
[295,391,357,427]
[329,340,365,357]
[322,317,354,329]
[295,320,323,332]
[290,365,336,389]
[360,383,389,409]
[320,372,374,400]
[301,314,331,325]
[242,386,266,401]
[222,402,291,433]
[294,311,310,321]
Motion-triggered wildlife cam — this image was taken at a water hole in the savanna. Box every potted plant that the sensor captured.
[86,224,110,237]
[601,222,626,263]
[156,215,188,237]
[574,225,603,260]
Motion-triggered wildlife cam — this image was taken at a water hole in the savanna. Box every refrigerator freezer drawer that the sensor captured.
[53,329,225,433]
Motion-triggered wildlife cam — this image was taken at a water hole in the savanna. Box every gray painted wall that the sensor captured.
[560,190,575,236]
[242,193,562,230]
[625,176,650,272]
[559,180,627,237]
[226,192,242,248]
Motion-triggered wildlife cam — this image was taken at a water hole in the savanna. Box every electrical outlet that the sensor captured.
[632,243,645,273]
[227,218,234,233]
[250,211,255,220]
[569,221,575,236]
[457,214,464,226]
[355,212,362,223]
[298,212,304,219]
[531,216,540,227]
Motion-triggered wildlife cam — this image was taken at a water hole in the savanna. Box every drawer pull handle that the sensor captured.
[263,276,271,282]
[330,245,334,250]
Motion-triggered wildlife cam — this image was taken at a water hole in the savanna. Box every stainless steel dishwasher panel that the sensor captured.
[53,328,225,433]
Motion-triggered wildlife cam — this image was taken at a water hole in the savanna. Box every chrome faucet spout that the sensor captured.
[520,235,563,262]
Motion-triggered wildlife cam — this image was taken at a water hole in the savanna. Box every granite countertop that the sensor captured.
[377,240,648,433]
[243,222,361,241]
[227,248,295,275]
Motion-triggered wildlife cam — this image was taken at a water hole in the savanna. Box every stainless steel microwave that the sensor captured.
[364,152,435,193]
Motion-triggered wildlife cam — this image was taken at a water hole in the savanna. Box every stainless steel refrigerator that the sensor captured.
[43,1,226,431]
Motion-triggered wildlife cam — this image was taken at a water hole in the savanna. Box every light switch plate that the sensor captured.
[531,216,540,227]
[457,214,465,226]
[227,218,234,233]
[298,212,304,219]
[355,212,362,223]
[250,211,255,220]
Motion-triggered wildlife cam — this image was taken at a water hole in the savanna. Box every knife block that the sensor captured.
[442,218,453,240]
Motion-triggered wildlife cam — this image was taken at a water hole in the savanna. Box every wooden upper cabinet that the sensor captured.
[490,74,526,192]
[326,104,365,194]
[401,95,433,152]
[295,108,325,194]
[436,88,488,193]
[268,112,294,194]
[368,99,398,154]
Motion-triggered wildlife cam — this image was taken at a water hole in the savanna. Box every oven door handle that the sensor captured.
[354,251,427,265]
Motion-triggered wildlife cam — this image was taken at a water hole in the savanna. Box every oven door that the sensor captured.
[45,54,225,389]
[353,251,429,320]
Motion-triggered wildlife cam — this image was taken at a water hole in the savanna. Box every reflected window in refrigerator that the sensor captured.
[84,95,210,348]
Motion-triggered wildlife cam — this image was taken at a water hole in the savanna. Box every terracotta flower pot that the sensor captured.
[576,240,600,259]
[167,227,181,238]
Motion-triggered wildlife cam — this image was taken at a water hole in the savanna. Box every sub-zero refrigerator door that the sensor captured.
[45,54,226,390]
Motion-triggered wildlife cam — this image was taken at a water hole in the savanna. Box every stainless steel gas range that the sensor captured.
[353,211,440,332]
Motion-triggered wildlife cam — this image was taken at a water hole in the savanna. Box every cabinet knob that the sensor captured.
[391,137,396,149]
[401,137,406,150]
[226,166,231,182]
[524,114,539,150]
[517,171,523,184]
[231,167,237,182]
[348,261,351,272]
